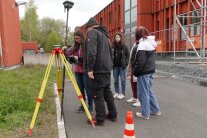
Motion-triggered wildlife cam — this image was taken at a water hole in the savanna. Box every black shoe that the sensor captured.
[76,106,84,113]
[87,118,104,126]
[105,114,117,122]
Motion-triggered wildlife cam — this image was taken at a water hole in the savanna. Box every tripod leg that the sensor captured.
[55,55,63,107]
[27,54,55,136]
[56,55,65,120]
[61,66,65,121]
[59,53,95,128]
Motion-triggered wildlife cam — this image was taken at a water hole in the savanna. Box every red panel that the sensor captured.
[81,0,124,41]
[22,42,38,53]
[0,0,22,67]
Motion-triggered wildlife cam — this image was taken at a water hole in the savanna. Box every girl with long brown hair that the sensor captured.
[112,32,130,100]
[65,30,93,113]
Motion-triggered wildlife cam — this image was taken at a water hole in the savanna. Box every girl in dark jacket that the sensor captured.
[112,32,130,100]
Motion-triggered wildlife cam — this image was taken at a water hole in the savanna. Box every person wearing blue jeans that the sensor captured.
[113,67,126,99]
[133,26,161,119]
[137,74,160,119]
[112,32,130,100]
[75,73,93,112]
[64,30,93,113]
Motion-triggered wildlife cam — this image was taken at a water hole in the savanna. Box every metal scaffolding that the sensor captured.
[173,0,207,61]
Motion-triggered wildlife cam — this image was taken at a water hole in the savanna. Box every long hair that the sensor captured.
[112,32,125,48]
[135,26,149,44]
[73,30,85,51]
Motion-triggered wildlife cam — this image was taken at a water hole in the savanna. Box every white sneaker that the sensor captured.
[127,97,137,103]
[136,112,149,120]
[117,94,125,100]
[151,111,161,116]
[132,101,141,107]
[113,93,119,98]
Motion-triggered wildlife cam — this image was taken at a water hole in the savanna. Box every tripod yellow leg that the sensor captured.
[59,53,95,128]
[27,53,55,136]
[55,56,63,104]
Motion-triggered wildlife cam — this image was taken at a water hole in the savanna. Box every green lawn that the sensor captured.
[0,65,58,137]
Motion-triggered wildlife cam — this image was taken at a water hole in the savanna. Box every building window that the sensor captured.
[125,34,131,47]
[191,10,200,36]
[131,7,137,23]
[125,28,131,35]
[131,26,136,33]
[180,13,188,40]
[131,34,135,45]
[124,0,137,25]
[125,11,130,25]
[124,0,137,47]
[125,0,130,11]
[131,0,137,7]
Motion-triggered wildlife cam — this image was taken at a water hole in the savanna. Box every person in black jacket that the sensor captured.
[133,26,161,120]
[85,17,117,126]
[112,32,130,100]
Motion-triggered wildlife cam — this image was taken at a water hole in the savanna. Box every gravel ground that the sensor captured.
[155,61,207,84]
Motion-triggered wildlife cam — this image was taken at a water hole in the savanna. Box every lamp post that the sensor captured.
[61,0,74,121]
[63,0,74,46]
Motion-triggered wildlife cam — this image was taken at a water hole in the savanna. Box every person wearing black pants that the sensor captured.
[84,17,117,126]
[88,74,117,124]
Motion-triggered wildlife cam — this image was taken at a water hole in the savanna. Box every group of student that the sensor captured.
[64,17,161,126]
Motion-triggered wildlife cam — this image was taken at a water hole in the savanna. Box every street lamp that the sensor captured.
[61,0,74,122]
[63,0,74,46]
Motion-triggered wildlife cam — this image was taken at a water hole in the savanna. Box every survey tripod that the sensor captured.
[27,48,95,136]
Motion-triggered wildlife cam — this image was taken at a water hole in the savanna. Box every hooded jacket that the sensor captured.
[85,26,113,74]
[134,36,157,77]
[113,44,129,68]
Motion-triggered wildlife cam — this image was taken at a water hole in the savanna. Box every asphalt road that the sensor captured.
[63,75,207,138]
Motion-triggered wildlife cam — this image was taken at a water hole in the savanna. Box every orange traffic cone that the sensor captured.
[124,111,135,138]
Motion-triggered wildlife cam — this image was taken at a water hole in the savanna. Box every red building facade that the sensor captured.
[82,0,207,54]
[81,0,124,40]
[0,0,22,69]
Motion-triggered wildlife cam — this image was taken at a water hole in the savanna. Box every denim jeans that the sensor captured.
[113,67,126,95]
[75,72,93,108]
[137,74,160,118]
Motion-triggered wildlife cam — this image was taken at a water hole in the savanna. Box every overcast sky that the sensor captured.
[19,0,113,30]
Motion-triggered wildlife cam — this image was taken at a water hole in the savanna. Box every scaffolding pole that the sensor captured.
[173,0,177,60]
[202,0,206,59]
